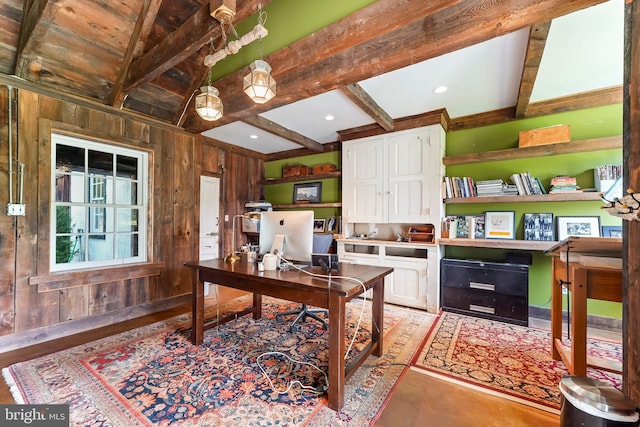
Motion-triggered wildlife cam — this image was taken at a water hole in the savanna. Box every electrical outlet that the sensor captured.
[7,203,26,216]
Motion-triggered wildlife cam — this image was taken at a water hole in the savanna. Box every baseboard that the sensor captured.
[0,295,190,354]
[529,305,622,332]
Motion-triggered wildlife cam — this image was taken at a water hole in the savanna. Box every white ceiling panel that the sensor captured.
[260,90,376,143]
[201,121,303,154]
[358,29,530,119]
[531,0,623,102]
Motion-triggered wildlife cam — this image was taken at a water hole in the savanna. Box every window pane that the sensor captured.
[117,154,138,179]
[88,150,113,175]
[88,234,114,261]
[55,235,79,264]
[55,173,86,203]
[56,144,84,172]
[57,206,86,234]
[117,208,139,232]
[117,233,139,258]
[115,179,137,205]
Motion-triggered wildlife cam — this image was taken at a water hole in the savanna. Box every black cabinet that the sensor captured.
[440,258,529,326]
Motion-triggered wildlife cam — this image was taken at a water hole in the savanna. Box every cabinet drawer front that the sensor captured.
[441,260,528,296]
[441,287,528,322]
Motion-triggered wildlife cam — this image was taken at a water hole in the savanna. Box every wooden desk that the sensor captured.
[546,237,623,376]
[184,259,393,411]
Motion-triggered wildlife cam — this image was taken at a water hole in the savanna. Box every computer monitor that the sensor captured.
[259,210,314,262]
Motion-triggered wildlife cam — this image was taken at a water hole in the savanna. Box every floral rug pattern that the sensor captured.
[411,311,622,410]
[3,296,435,426]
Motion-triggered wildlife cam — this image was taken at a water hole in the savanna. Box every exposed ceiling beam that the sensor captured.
[524,86,622,117]
[515,21,552,118]
[185,0,607,133]
[14,0,52,76]
[108,0,163,107]
[122,0,268,95]
[242,116,324,152]
[339,83,394,131]
[338,109,447,141]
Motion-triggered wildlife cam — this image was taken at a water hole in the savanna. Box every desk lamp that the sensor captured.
[225,214,244,263]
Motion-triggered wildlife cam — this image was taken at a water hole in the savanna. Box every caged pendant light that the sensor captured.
[243,6,276,104]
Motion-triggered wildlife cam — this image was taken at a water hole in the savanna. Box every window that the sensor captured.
[51,134,148,271]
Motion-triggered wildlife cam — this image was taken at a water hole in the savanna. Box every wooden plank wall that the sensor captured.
[0,85,264,349]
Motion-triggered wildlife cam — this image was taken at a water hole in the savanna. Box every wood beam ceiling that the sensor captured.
[338,83,394,132]
[184,0,607,133]
[515,21,552,118]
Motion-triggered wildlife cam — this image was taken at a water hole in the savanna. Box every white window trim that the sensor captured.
[50,133,148,272]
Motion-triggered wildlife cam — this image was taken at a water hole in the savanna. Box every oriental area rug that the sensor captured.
[3,296,435,427]
[411,311,622,413]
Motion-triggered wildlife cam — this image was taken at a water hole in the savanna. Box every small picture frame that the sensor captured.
[326,216,337,233]
[313,219,326,233]
[484,211,515,239]
[601,225,622,238]
[524,213,554,241]
[556,216,601,240]
[293,182,322,204]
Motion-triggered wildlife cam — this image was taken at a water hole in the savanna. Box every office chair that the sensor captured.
[277,234,333,332]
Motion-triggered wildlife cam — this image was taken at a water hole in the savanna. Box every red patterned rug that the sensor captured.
[3,296,435,426]
[411,311,622,413]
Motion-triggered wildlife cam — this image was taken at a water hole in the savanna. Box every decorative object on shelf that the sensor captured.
[225,214,244,263]
[484,211,515,239]
[602,225,623,238]
[524,213,554,241]
[293,182,322,204]
[518,124,570,147]
[313,219,326,233]
[282,163,310,177]
[601,188,640,221]
[556,216,601,240]
[243,6,275,104]
[594,164,622,193]
[311,163,337,175]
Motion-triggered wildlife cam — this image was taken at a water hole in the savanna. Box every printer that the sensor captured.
[242,201,272,233]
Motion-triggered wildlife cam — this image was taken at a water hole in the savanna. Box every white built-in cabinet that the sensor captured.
[342,125,445,226]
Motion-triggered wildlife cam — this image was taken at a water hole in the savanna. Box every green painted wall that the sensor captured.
[446,104,623,318]
[264,151,341,220]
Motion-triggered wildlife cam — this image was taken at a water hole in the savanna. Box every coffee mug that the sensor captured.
[262,253,278,270]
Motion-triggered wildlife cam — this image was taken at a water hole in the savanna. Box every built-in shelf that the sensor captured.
[272,202,342,209]
[437,238,555,251]
[445,192,604,204]
[260,171,342,185]
[443,136,622,166]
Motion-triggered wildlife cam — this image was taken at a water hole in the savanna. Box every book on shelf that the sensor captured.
[549,175,581,193]
[444,176,476,198]
[510,172,546,195]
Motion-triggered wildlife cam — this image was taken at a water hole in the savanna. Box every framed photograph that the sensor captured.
[601,225,622,238]
[293,182,322,203]
[556,216,601,240]
[326,216,337,233]
[524,213,554,241]
[484,211,515,239]
[313,219,326,233]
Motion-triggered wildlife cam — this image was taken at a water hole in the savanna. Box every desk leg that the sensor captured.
[253,293,262,319]
[372,278,384,357]
[327,293,346,412]
[570,267,588,376]
[551,257,563,360]
[192,270,205,346]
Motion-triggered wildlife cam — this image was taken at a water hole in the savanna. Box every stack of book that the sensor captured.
[549,175,581,193]
[510,172,546,195]
[476,179,507,196]
[443,176,476,198]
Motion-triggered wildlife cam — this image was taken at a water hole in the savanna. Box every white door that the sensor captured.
[200,176,220,296]
[342,138,385,223]
[381,257,428,309]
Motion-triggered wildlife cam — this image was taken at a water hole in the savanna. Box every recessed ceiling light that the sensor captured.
[434,85,448,94]
[324,114,335,121]
[249,134,258,139]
